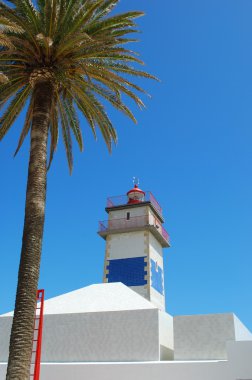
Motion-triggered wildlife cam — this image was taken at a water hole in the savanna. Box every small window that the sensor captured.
[155,261,159,272]
[126,212,130,220]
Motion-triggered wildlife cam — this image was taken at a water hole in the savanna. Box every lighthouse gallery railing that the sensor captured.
[99,215,170,244]
[106,191,163,216]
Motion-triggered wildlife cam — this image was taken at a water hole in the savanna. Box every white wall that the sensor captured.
[130,285,148,299]
[149,234,163,268]
[1,332,251,380]
[108,231,146,260]
[174,314,236,360]
[36,360,231,380]
[108,206,148,220]
[0,309,160,363]
[159,311,174,360]
[105,232,149,299]
[149,233,165,311]
[0,318,11,362]
[150,286,165,311]
[226,340,252,379]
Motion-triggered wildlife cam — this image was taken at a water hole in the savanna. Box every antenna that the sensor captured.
[133,177,139,186]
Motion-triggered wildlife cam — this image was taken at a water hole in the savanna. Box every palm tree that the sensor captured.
[0,0,155,379]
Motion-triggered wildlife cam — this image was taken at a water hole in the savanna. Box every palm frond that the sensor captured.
[57,93,73,172]
[85,12,144,35]
[62,97,83,151]
[0,4,40,51]
[8,0,40,32]
[75,76,138,123]
[47,94,59,170]
[0,32,13,48]
[66,87,97,141]
[0,16,23,33]
[65,0,105,38]
[0,84,31,140]
[93,0,120,21]
[0,77,28,109]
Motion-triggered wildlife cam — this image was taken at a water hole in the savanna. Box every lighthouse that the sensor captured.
[98,183,170,311]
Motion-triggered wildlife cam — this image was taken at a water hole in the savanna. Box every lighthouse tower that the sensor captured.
[98,183,170,311]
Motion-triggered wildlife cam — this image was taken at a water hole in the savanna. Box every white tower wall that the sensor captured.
[148,233,165,310]
[101,200,168,309]
[108,206,148,220]
[104,231,148,300]
[105,231,146,260]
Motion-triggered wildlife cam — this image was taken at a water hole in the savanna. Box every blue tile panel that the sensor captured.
[150,259,164,295]
[106,257,147,286]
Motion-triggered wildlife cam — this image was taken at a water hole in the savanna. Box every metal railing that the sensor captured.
[161,226,169,242]
[30,289,44,380]
[106,191,163,216]
[99,215,169,244]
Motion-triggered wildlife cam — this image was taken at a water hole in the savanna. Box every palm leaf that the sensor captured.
[93,0,120,20]
[65,86,97,141]
[0,32,14,48]
[65,0,104,38]
[0,77,28,109]
[62,97,83,151]
[0,4,40,51]
[75,76,138,123]
[57,93,73,172]
[8,0,40,32]
[47,96,59,170]
[0,16,23,33]
[0,84,31,140]
[85,12,144,35]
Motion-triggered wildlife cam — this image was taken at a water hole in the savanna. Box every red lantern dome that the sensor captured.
[127,185,145,204]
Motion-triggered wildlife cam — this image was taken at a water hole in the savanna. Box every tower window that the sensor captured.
[155,261,159,272]
[126,212,130,220]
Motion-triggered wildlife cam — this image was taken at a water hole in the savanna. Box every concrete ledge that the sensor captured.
[0,360,229,380]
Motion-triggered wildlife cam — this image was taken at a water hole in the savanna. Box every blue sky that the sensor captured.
[1,0,252,331]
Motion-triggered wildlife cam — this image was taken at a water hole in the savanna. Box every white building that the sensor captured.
[1,184,252,380]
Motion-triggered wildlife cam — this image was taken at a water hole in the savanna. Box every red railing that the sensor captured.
[30,289,44,380]
[149,192,163,216]
[99,215,169,244]
[106,191,163,216]
[161,226,169,242]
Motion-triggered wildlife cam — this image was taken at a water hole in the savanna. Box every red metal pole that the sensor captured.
[33,289,44,380]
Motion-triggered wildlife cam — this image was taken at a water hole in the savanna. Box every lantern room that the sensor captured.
[127,185,145,204]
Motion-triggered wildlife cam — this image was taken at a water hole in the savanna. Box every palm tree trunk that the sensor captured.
[6,80,54,380]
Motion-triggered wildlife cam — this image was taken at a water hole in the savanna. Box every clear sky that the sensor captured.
[1,0,252,331]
